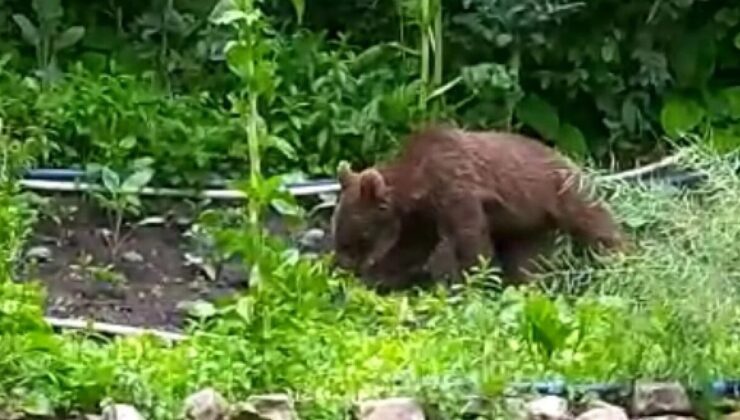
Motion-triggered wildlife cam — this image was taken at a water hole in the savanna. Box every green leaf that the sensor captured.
[125,195,142,213]
[101,167,120,191]
[721,86,740,118]
[32,0,63,22]
[660,95,706,137]
[556,124,589,160]
[209,0,259,26]
[212,9,250,25]
[270,198,304,218]
[621,99,640,133]
[268,135,297,160]
[54,26,85,50]
[12,14,40,46]
[669,29,716,88]
[735,33,740,50]
[515,94,560,140]
[119,136,137,150]
[495,33,513,47]
[225,43,252,80]
[132,157,155,170]
[121,168,154,191]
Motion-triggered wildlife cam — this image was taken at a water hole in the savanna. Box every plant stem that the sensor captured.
[432,0,443,114]
[419,0,430,109]
[247,93,261,227]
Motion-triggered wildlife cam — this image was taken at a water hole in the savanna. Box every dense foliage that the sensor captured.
[1,1,740,417]
[0,0,737,186]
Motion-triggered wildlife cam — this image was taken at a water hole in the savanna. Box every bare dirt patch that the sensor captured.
[17,194,332,332]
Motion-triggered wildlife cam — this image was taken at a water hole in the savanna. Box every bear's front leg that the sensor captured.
[423,237,458,286]
[436,195,493,281]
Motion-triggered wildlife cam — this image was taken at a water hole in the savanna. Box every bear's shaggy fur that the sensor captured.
[332,125,625,288]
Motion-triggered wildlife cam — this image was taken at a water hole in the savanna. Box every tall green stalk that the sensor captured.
[401,0,444,112]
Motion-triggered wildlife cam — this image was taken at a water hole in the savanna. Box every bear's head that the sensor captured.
[331,162,401,275]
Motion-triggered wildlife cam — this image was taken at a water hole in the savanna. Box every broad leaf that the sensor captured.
[101,167,121,191]
[225,43,253,80]
[515,94,560,140]
[556,124,589,160]
[54,26,85,50]
[660,95,706,137]
[119,135,137,150]
[12,14,40,46]
[122,168,154,191]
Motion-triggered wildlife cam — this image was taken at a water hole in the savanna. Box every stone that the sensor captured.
[575,402,628,420]
[183,388,229,420]
[526,396,571,420]
[122,251,145,263]
[101,404,145,420]
[633,417,697,420]
[26,245,52,262]
[231,394,298,420]
[632,381,693,416]
[726,413,740,420]
[356,397,425,420]
[297,228,326,252]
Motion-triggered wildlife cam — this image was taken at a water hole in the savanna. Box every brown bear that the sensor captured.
[331,125,625,288]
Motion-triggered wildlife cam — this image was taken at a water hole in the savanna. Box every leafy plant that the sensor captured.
[85,161,154,261]
[132,0,199,93]
[12,0,85,85]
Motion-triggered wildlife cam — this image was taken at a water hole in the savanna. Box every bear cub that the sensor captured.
[332,125,625,290]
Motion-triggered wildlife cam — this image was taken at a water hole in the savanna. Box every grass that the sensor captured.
[3,146,740,418]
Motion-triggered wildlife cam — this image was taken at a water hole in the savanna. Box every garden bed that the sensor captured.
[17,193,333,332]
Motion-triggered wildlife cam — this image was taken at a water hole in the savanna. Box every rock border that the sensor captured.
[67,381,740,420]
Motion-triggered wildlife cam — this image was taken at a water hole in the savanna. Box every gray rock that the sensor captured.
[122,250,145,263]
[632,381,693,416]
[232,394,298,420]
[298,228,326,252]
[101,404,145,420]
[26,245,52,262]
[575,402,628,420]
[177,300,217,318]
[183,388,229,420]
[526,396,571,420]
[633,417,697,420]
[356,397,425,420]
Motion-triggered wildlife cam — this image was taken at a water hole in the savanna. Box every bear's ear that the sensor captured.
[358,168,390,207]
[337,161,355,189]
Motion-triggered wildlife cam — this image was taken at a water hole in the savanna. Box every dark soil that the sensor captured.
[18,194,333,332]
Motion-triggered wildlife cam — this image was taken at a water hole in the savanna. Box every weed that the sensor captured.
[84,162,153,261]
